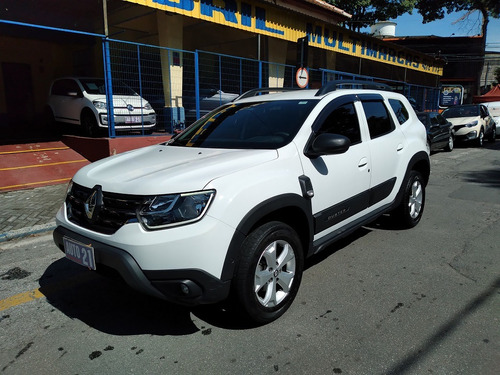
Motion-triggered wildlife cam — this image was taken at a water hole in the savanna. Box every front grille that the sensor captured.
[66,183,148,234]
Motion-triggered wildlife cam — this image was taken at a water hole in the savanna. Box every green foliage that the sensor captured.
[326,0,417,31]
[326,1,499,32]
[416,0,500,23]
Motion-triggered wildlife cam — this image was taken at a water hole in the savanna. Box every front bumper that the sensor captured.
[53,226,231,306]
[454,128,478,142]
[98,112,156,129]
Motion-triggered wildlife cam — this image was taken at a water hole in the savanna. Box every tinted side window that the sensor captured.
[51,80,65,95]
[318,102,361,145]
[51,79,79,96]
[429,114,440,125]
[389,99,409,125]
[362,101,395,139]
[436,114,448,125]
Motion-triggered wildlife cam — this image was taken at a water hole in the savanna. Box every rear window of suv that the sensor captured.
[169,100,319,149]
[389,99,409,125]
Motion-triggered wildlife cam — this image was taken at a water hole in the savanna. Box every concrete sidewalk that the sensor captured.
[0,184,68,242]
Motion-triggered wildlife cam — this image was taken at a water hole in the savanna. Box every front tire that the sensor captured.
[393,170,425,228]
[476,128,484,147]
[81,111,99,137]
[488,125,496,142]
[234,221,303,324]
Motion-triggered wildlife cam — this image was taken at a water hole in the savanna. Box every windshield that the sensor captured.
[168,100,319,149]
[79,78,138,96]
[442,105,479,118]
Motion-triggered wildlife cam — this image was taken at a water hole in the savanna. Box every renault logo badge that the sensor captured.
[84,185,103,221]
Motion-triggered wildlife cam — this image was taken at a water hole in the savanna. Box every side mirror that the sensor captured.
[67,91,82,98]
[305,133,351,158]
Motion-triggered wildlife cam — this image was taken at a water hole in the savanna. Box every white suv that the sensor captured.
[46,77,156,137]
[53,82,430,324]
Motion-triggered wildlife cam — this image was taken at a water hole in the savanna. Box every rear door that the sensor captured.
[358,94,406,209]
[50,79,83,124]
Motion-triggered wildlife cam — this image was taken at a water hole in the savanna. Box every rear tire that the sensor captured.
[234,221,303,324]
[392,170,425,229]
[488,125,496,142]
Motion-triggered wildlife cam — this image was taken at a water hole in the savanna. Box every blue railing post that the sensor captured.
[136,45,145,134]
[218,55,222,106]
[167,48,173,133]
[258,61,262,88]
[102,38,116,138]
[239,59,243,94]
[195,50,200,121]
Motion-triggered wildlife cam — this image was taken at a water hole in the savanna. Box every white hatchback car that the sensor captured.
[46,77,156,136]
[53,82,430,324]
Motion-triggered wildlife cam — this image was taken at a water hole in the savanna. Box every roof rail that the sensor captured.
[234,87,299,101]
[315,80,393,96]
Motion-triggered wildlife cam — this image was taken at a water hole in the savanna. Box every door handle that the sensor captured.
[358,157,368,168]
[397,144,404,152]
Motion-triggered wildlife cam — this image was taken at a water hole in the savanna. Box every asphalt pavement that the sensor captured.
[0,184,67,242]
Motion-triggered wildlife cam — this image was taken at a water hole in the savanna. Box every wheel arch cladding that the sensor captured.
[220,193,313,282]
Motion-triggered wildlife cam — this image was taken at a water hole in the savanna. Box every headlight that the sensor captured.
[466,120,478,128]
[138,190,215,230]
[144,102,152,110]
[93,100,107,110]
[65,179,74,197]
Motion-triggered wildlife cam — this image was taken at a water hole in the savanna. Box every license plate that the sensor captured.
[63,236,96,270]
[125,116,141,124]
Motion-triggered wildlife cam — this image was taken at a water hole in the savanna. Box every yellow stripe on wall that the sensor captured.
[124,0,443,75]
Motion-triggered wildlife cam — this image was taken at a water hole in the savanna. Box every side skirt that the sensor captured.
[310,203,393,256]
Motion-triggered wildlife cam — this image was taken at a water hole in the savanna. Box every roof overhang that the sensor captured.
[258,0,351,24]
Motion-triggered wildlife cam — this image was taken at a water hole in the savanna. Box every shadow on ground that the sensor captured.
[38,215,401,335]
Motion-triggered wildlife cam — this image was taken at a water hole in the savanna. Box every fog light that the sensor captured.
[180,283,190,295]
[467,131,477,139]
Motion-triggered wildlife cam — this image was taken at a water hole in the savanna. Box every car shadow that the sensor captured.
[40,215,402,334]
[39,259,202,335]
[39,258,259,335]
[461,168,500,188]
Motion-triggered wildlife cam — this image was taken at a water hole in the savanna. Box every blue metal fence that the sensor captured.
[0,18,441,138]
[319,68,440,112]
[102,40,442,135]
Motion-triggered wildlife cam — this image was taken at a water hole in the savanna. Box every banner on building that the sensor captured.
[127,0,443,76]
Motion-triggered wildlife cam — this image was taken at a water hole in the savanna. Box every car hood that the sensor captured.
[445,116,480,126]
[86,94,150,107]
[72,144,278,195]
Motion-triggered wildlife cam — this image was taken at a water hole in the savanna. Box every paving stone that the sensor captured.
[0,184,68,238]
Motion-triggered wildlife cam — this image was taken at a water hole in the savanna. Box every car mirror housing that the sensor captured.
[305,133,351,158]
[67,91,82,98]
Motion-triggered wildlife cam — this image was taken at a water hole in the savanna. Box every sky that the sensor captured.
[362,10,500,52]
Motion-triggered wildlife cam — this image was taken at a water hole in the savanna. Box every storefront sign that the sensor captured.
[440,85,464,107]
[127,0,443,76]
